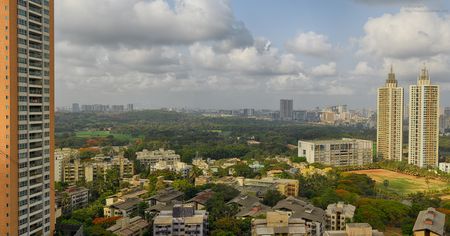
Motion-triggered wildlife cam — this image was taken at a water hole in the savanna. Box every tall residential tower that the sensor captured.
[377,67,404,161]
[0,0,54,235]
[280,99,293,120]
[409,67,439,168]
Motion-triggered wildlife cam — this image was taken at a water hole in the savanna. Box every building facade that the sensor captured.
[0,0,55,235]
[153,204,209,236]
[251,212,307,236]
[377,67,404,161]
[325,202,356,231]
[136,148,181,168]
[280,99,293,121]
[298,139,373,167]
[409,67,440,168]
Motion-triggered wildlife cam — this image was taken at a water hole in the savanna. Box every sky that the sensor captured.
[55,0,450,110]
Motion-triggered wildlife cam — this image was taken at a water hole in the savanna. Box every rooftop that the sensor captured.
[413,207,446,235]
[187,189,214,205]
[111,198,142,210]
[273,197,325,223]
[149,187,184,203]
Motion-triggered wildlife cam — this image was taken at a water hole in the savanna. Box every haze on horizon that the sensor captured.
[56,0,450,110]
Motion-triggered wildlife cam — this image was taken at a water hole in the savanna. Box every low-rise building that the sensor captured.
[56,187,89,214]
[187,189,215,210]
[62,155,134,184]
[153,204,209,236]
[104,198,143,218]
[326,202,356,230]
[413,207,446,236]
[273,197,326,236]
[238,177,299,197]
[228,194,270,218]
[107,216,150,236]
[194,176,211,187]
[153,160,192,177]
[438,162,450,173]
[148,187,184,207]
[298,138,373,167]
[136,148,181,168]
[251,211,307,236]
[55,148,79,182]
[324,223,384,236]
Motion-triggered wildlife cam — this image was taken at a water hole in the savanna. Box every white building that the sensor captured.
[439,163,450,173]
[409,67,440,168]
[136,148,181,168]
[55,148,79,182]
[326,202,356,231]
[153,204,208,236]
[298,139,373,167]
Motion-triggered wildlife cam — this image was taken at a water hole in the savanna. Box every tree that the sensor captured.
[172,179,193,193]
[262,190,285,207]
[383,179,389,189]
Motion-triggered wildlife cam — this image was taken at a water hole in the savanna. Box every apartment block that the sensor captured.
[107,216,149,236]
[153,204,209,236]
[0,0,55,235]
[237,177,299,197]
[136,148,181,168]
[280,99,294,121]
[377,67,404,161]
[326,202,356,231]
[56,186,89,214]
[251,211,307,236]
[409,67,440,168]
[298,138,373,167]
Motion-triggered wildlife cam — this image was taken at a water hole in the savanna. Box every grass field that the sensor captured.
[347,169,449,195]
[75,130,133,141]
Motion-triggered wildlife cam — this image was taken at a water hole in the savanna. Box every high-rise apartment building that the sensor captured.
[280,99,293,120]
[71,103,80,113]
[409,67,440,168]
[0,0,54,235]
[377,67,404,161]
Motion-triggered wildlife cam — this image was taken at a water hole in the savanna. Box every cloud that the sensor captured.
[285,31,334,57]
[56,0,251,47]
[358,6,450,59]
[351,62,375,76]
[311,62,337,77]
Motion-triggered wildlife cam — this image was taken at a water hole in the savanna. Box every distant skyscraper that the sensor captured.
[280,99,293,120]
[127,104,134,112]
[0,0,55,235]
[377,67,404,161]
[409,67,440,168]
[72,103,80,113]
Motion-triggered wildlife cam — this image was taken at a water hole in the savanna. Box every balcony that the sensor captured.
[29,6,42,15]
[29,33,42,42]
[30,151,43,159]
[30,88,43,95]
[29,78,43,86]
[30,97,43,104]
[30,0,43,7]
[30,52,43,60]
[29,14,42,24]
[29,115,43,122]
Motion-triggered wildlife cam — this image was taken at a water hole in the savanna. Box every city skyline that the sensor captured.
[55,0,450,109]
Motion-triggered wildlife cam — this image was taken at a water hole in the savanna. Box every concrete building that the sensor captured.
[409,67,440,168]
[127,104,134,112]
[56,187,89,214]
[326,202,356,231]
[107,216,149,236]
[251,211,307,236]
[187,189,215,210]
[324,223,384,236]
[111,105,125,112]
[136,148,181,168]
[62,155,134,184]
[153,204,209,236]
[0,1,55,234]
[272,197,326,236]
[237,177,299,197]
[153,159,192,177]
[377,67,404,161]
[228,194,271,218]
[413,207,446,236]
[438,162,450,173]
[55,148,78,182]
[72,103,80,113]
[280,99,294,121]
[104,198,143,218]
[298,138,373,167]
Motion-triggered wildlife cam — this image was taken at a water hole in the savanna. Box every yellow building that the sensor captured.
[377,66,404,161]
[409,67,440,168]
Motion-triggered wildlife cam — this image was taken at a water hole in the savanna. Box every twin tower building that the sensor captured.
[377,66,440,168]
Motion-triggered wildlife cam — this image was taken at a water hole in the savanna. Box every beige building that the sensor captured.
[298,139,373,167]
[62,155,134,184]
[107,216,149,236]
[377,67,404,161]
[55,148,79,182]
[237,177,299,197]
[153,204,209,236]
[136,148,181,168]
[252,211,307,236]
[324,223,384,236]
[413,208,446,236]
[326,202,356,231]
[0,1,55,235]
[409,67,440,168]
